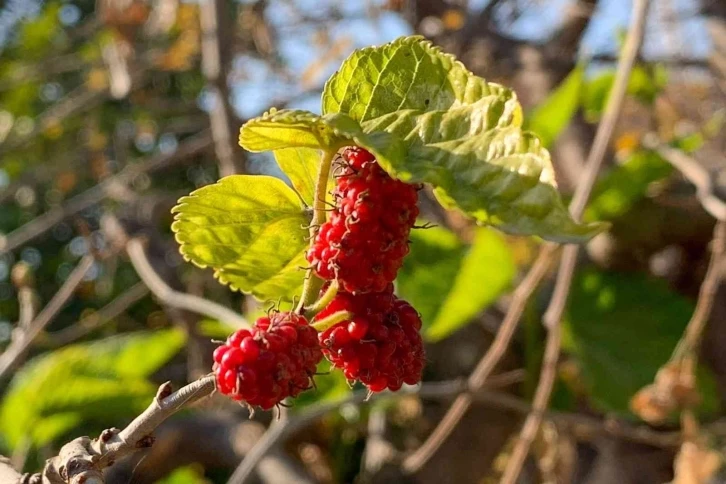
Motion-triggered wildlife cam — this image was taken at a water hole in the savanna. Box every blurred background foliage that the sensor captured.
[0,0,725,483]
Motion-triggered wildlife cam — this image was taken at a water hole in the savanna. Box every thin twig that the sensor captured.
[200,0,244,176]
[401,243,558,473]
[679,221,726,355]
[125,238,249,329]
[38,375,216,484]
[45,282,150,347]
[0,255,96,381]
[500,1,652,482]
[644,137,726,221]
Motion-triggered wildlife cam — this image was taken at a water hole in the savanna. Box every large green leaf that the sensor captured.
[322,35,521,123]
[239,38,605,243]
[525,64,585,148]
[325,37,603,242]
[172,175,311,301]
[0,330,185,449]
[398,225,515,342]
[585,149,673,222]
[563,270,718,417]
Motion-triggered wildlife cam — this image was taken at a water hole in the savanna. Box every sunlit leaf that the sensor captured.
[172,175,311,301]
[273,148,320,206]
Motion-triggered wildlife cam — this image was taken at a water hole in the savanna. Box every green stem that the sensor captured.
[296,149,336,314]
[311,310,353,332]
[307,280,339,317]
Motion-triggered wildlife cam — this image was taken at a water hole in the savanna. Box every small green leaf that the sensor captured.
[172,175,310,301]
[398,225,515,341]
[526,64,585,148]
[585,149,672,222]
[0,330,185,449]
[274,148,320,206]
[563,270,719,417]
[426,227,515,342]
[239,108,357,153]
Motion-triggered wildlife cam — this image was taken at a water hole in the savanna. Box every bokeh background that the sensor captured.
[1,0,725,483]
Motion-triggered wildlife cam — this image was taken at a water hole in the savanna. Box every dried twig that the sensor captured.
[679,221,726,356]
[46,282,150,347]
[0,255,96,381]
[401,244,558,473]
[644,137,726,221]
[124,237,249,329]
[500,1,652,482]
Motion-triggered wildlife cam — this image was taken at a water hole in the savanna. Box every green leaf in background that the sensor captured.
[582,65,668,121]
[0,330,185,449]
[427,228,515,341]
[172,175,310,301]
[155,465,210,484]
[398,225,515,342]
[584,149,673,222]
[562,270,718,417]
[525,64,585,148]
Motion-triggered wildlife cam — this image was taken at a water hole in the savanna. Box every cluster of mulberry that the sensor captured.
[214,147,425,408]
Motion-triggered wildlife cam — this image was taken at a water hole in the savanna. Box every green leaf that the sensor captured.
[563,270,719,417]
[426,228,515,341]
[239,108,359,153]
[239,38,605,242]
[525,64,585,148]
[398,225,465,327]
[324,37,603,242]
[398,225,515,341]
[0,330,185,449]
[584,149,672,222]
[582,65,667,121]
[274,148,319,206]
[172,175,311,301]
[323,36,521,123]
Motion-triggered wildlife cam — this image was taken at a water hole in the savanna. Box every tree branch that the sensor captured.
[38,375,216,484]
[501,1,652,482]
[122,236,249,329]
[400,243,558,474]
[0,255,96,381]
[643,136,726,221]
